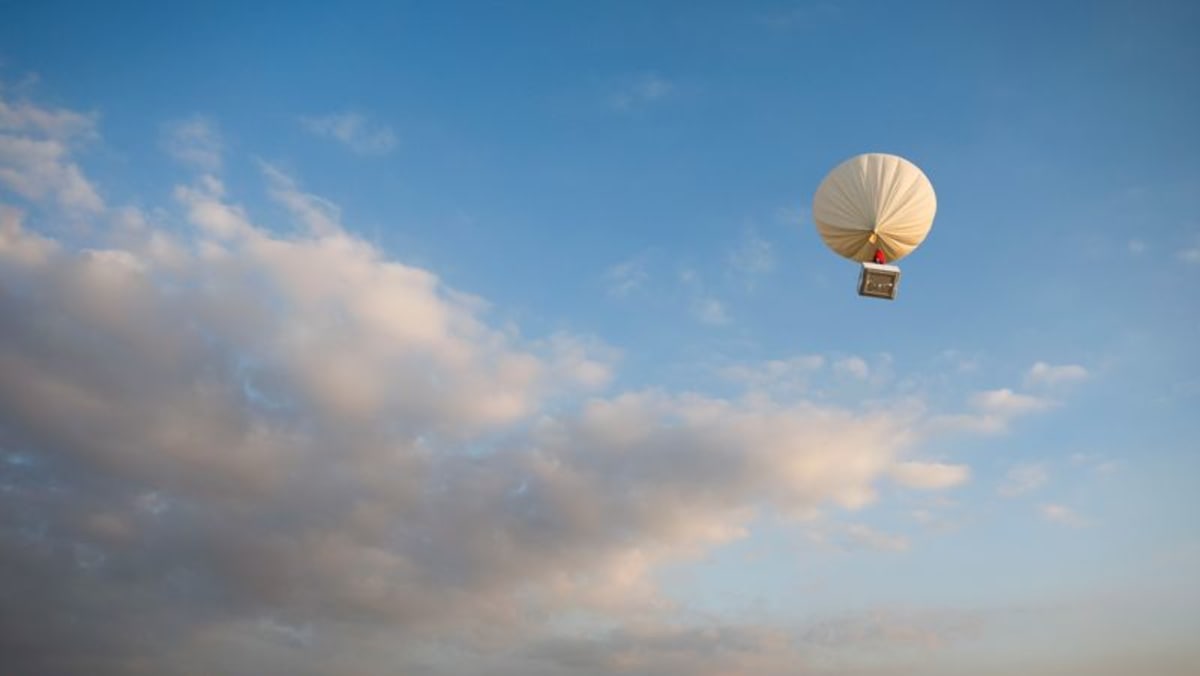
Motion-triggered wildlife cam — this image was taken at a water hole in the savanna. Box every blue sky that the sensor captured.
[1,1,1198,674]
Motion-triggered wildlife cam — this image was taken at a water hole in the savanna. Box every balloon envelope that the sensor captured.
[812,153,936,263]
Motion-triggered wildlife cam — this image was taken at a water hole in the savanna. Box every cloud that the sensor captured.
[0,91,1062,675]
[841,523,911,552]
[1026,361,1088,387]
[834,356,870,380]
[609,73,674,111]
[678,266,729,325]
[801,607,983,651]
[1071,453,1120,476]
[692,296,729,325]
[0,91,96,140]
[1180,247,1200,264]
[260,161,341,235]
[971,388,1054,415]
[542,332,620,391]
[300,112,397,155]
[929,387,1055,436]
[998,463,1048,497]
[889,461,970,490]
[720,354,825,396]
[162,115,223,171]
[604,255,648,297]
[527,606,990,675]
[0,91,102,213]
[1040,503,1087,528]
[728,230,775,282]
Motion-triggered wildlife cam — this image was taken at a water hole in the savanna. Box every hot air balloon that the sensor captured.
[812,153,937,300]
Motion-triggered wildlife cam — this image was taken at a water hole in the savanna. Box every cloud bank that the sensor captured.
[1,91,1035,675]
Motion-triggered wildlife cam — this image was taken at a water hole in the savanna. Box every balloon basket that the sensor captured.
[858,262,901,300]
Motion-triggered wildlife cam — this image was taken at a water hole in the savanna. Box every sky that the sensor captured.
[0,1,1198,674]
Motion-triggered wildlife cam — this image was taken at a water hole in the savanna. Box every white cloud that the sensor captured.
[834,355,870,380]
[604,255,648,297]
[998,462,1048,497]
[889,461,970,490]
[543,332,620,391]
[1070,452,1120,476]
[937,349,980,374]
[1127,239,1147,254]
[720,354,824,395]
[1026,361,1088,387]
[0,111,943,669]
[0,132,103,213]
[728,230,774,281]
[677,266,729,326]
[173,174,255,240]
[260,161,341,235]
[1180,247,1200,264]
[927,386,1056,436]
[0,93,96,140]
[0,91,1077,676]
[300,112,397,155]
[0,89,102,214]
[162,115,223,171]
[692,296,729,325]
[1040,503,1087,528]
[971,388,1054,415]
[609,73,674,111]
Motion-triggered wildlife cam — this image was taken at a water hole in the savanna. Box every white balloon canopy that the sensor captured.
[812,153,937,263]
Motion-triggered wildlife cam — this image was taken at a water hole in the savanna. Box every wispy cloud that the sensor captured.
[841,523,910,552]
[260,161,341,235]
[300,111,397,155]
[1040,503,1088,528]
[720,354,824,395]
[0,90,102,213]
[692,296,729,325]
[998,462,1048,497]
[929,386,1056,435]
[605,255,649,297]
[161,115,223,171]
[728,230,774,283]
[936,349,980,374]
[971,388,1055,416]
[679,265,729,326]
[890,461,970,490]
[609,73,675,111]
[1070,452,1120,476]
[834,356,870,380]
[1180,246,1200,264]
[0,92,96,140]
[1026,361,1088,388]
